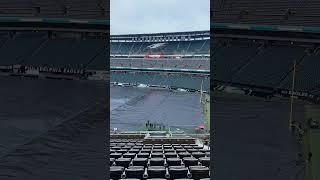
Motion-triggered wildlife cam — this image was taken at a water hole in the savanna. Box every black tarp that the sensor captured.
[213,93,306,180]
[0,76,108,180]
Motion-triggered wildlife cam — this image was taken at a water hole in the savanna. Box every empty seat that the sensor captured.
[176,149,186,153]
[199,149,210,153]
[189,166,210,179]
[184,146,193,149]
[178,152,191,158]
[123,152,136,159]
[129,149,140,154]
[166,158,182,166]
[151,152,164,158]
[110,152,122,159]
[152,149,164,152]
[187,149,198,153]
[115,158,132,168]
[132,158,148,167]
[164,148,175,153]
[199,157,210,167]
[183,157,199,167]
[110,166,124,179]
[149,158,165,166]
[192,152,205,159]
[137,152,150,158]
[193,146,203,150]
[117,149,128,154]
[168,166,190,179]
[124,166,145,179]
[147,166,167,178]
[112,147,121,151]
[165,152,177,158]
[141,149,152,153]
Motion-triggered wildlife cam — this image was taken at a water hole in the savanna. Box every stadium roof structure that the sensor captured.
[111,30,209,42]
[0,17,108,33]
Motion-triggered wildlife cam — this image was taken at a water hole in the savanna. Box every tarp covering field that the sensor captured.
[111,85,204,133]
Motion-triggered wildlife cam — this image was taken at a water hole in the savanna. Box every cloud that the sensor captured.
[111,0,210,35]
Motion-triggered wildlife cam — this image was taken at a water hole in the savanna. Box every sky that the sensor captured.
[110,0,210,35]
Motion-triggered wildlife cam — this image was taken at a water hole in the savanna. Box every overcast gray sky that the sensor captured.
[111,0,210,35]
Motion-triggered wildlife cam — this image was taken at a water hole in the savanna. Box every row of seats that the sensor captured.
[110,58,210,70]
[213,0,320,27]
[0,32,106,71]
[110,71,210,91]
[213,39,320,96]
[0,0,106,19]
[110,165,210,180]
[110,142,210,179]
[110,40,210,55]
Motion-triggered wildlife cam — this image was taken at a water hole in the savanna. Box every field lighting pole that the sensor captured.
[289,60,296,131]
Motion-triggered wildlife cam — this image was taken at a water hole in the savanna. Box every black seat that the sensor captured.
[184,146,193,149]
[141,149,152,153]
[132,157,148,167]
[124,166,145,179]
[110,166,124,179]
[112,146,121,151]
[192,152,205,159]
[199,157,210,167]
[115,158,132,168]
[147,166,166,178]
[165,152,177,158]
[189,166,210,179]
[168,166,190,179]
[122,146,132,150]
[199,149,210,153]
[193,146,203,150]
[153,145,163,149]
[110,152,122,159]
[176,149,187,153]
[152,149,164,152]
[178,152,191,158]
[164,149,175,153]
[129,149,140,154]
[183,157,198,167]
[117,149,127,154]
[137,152,150,158]
[151,152,163,158]
[150,158,165,166]
[123,152,136,159]
[166,158,182,166]
[187,149,198,153]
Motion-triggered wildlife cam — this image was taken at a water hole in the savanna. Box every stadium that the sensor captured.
[0,1,108,180]
[110,31,211,180]
[213,1,320,180]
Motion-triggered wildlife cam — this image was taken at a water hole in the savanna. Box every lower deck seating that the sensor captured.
[110,139,210,180]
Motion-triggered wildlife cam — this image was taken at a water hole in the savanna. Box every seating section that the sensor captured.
[110,40,210,55]
[0,0,107,19]
[213,0,320,27]
[110,139,210,180]
[212,38,320,96]
[110,58,209,70]
[0,32,106,71]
